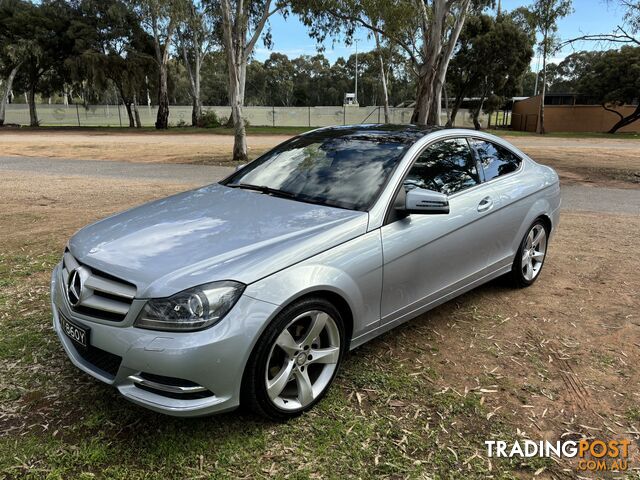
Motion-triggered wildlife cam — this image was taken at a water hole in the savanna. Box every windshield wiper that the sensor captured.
[227,183,296,199]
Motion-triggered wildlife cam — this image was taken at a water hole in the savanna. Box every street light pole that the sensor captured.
[354,39,359,105]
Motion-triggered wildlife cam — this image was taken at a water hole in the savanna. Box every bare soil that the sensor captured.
[1,131,639,476]
[1,130,640,187]
[1,168,639,475]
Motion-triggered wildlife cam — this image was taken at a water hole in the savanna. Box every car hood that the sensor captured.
[68,184,368,298]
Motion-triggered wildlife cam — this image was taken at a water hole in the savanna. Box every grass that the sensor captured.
[0,246,555,479]
[1,125,314,136]
[4,124,640,139]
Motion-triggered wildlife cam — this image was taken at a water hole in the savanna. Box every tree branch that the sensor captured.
[322,9,421,67]
[601,103,624,121]
[561,26,639,47]
[245,0,279,59]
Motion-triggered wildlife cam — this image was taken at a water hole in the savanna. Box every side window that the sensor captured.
[471,140,522,181]
[404,138,480,195]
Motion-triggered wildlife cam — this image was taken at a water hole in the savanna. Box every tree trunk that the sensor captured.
[411,66,436,124]
[193,44,202,126]
[607,103,640,133]
[124,101,135,128]
[182,35,203,127]
[133,94,142,128]
[472,91,486,130]
[0,64,20,127]
[373,30,390,123]
[537,34,548,134]
[156,62,170,129]
[443,85,451,126]
[28,85,38,127]
[447,91,466,127]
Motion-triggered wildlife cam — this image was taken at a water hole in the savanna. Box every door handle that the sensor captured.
[477,196,493,212]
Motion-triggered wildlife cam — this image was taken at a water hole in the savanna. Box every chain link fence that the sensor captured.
[3,103,486,128]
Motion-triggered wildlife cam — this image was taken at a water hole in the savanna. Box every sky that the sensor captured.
[254,0,628,69]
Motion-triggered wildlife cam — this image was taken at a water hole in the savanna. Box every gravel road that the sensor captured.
[1,156,638,215]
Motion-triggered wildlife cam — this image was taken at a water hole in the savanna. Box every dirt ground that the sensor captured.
[1,164,639,477]
[1,128,639,477]
[1,129,640,187]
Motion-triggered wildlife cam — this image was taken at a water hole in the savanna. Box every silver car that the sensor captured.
[51,125,560,419]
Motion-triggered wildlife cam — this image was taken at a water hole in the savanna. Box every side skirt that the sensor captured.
[349,264,511,350]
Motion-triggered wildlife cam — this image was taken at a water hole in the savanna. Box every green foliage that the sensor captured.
[578,46,640,106]
[447,13,533,123]
[529,0,573,56]
[578,46,640,132]
[197,108,222,128]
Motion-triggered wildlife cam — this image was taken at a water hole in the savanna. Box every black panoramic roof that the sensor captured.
[306,124,446,144]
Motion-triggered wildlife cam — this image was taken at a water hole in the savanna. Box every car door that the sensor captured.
[379,137,504,324]
[469,138,529,268]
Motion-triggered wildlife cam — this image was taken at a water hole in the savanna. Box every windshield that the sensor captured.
[221,133,411,211]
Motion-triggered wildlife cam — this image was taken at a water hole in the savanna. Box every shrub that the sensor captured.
[198,110,222,128]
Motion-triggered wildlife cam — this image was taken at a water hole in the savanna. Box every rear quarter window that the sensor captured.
[471,140,522,181]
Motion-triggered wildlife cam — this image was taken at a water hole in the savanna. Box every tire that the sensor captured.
[508,219,549,288]
[242,296,345,421]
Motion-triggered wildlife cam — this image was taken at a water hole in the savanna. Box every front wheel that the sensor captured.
[242,297,345,420]
[509,220,549,288]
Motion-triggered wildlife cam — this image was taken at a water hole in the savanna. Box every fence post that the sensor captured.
[117,103,122,127]
[343,105,346,125]
[308,106,311,127]
[75,103,81,127]
[272,105,275,127]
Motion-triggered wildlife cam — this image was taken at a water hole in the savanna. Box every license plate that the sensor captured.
[60,314,90,349]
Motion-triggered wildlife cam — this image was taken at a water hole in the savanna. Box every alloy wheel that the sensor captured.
[265,310,341,411]
[522,224,547,281]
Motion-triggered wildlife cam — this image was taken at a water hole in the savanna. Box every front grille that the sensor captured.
[62,249,136,322]
[74,344,122,379]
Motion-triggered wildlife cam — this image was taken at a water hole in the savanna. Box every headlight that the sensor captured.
[135,281,245,331]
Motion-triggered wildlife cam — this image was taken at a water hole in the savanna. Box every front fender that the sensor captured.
[243,230,383,341]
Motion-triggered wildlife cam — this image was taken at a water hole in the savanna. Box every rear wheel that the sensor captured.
[509,220,549,287]
[242,297,345,420]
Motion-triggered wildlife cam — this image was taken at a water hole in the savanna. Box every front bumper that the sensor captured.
[51,263,279,416]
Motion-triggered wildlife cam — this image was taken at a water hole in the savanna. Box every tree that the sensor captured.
[0,0,29,126]
[134,0,185,129]
[578,46,640,133]
[264,52,295,106]
[447,14,533,128]
[71,0,156,128]
[178,0,217,126]
[218,0,283,161]
[530,0,572,134]
[372,30,390,122]
[6,1,76,127]
[539,51,602,93]
[293,0,486,125]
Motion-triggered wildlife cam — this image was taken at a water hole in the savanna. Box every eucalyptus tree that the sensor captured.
[447,13,533,128]
[578,46,640,133]
[217,0,285,161]
[177,0,218,126]
[292,0,489,125]
[0,0,29,126]
[5,0,75,126]
[529,0,572,134]
[134,0,186,129]
[71,0,156,127]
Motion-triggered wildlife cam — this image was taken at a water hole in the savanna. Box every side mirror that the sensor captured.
[404,187,449,215]
[235,163,246,172]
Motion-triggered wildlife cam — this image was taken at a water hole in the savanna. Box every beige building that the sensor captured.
[511,94,640,133]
